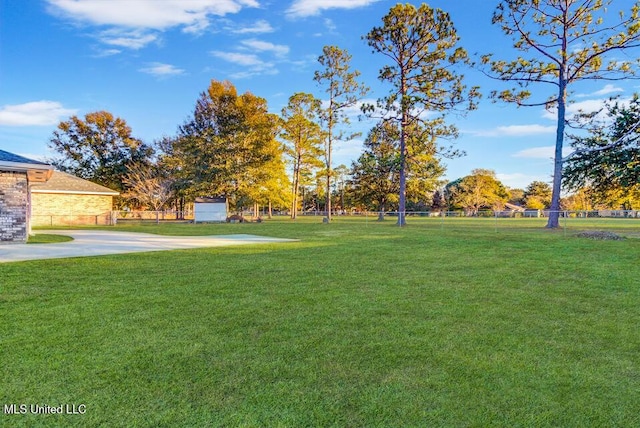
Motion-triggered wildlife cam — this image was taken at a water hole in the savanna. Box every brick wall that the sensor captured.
[0,171,28,243]
[31,193,114,226]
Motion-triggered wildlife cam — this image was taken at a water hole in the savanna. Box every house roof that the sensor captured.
[0,149,49,165]
[30,171,119,196]
[504,203,525,212]
[195,197,226,203]
[0,149,54,182]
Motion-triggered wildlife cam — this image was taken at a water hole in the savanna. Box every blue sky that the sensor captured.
[1,0,638,189]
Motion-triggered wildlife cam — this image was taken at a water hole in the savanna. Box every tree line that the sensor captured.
[48,1,640,225]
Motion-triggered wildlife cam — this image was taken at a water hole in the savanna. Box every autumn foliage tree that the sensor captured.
[241,142,291,218]
[485,0,640,228]
[49,110,153,194]
[523,181,552,209]
[163,80,282,211]
[446,169,509,215]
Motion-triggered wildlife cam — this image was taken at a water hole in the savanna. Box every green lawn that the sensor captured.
[27,234,74,244]
[2,218,640,427]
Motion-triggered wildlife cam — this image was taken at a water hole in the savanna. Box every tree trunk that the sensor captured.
[547,75,568,228]
[291,163,299,219]
[326,170,331,220]
[397,65,407,226]
[378,201,386,221]
[325,142,332,222]
[325,110,333,223]
[398,132,406,226]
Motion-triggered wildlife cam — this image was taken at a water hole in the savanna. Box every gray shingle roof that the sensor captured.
[30,171,119,195]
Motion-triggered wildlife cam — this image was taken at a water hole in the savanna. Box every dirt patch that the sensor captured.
[575,230,625,240]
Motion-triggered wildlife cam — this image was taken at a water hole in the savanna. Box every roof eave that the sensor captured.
[0,161,54,183]
[30,189,119,196]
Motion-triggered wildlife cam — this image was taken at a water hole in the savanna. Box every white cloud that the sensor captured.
[211,51,266,67]
[512,147,554,159]
[475,124,556,137]
[286,0,380,18]
[229,68,279,79]
[211,38,289,78]
[542,99,600,120]
[592,84,624,97]
[334,138,364,165]
[240,39,289,57]
[286,54,319,71]
[353,99,440,123]
[496,173,550,190]
[47,0,259,29]
[341,99,371,115]
[568,99,609,113]
[92,48,122,57]
[230,19,274,34]
[139,62,185,77]
[543,95,633,121]
[512,146,572,159]
[98,29,158,50]
[324,18,337,33]
[47,0,260,49]
[316,99,377,125]
[0,101,76,126]
[210,50,278,78]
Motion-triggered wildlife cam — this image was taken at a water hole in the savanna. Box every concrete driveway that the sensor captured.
[0,230,297,263]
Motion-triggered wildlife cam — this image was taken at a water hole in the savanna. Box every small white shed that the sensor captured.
[194,197,228,223]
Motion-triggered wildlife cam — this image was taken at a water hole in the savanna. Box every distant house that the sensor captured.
[30,171,119,226]
[504,203,525,213]
[494,203,544,218]
[0,150,53,243]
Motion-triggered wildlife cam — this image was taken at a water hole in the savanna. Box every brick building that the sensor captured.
[31,171,119,226]
[0,150,53,243]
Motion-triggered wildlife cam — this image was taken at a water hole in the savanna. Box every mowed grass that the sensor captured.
[27,234,74,244]
[2,217,640,427]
